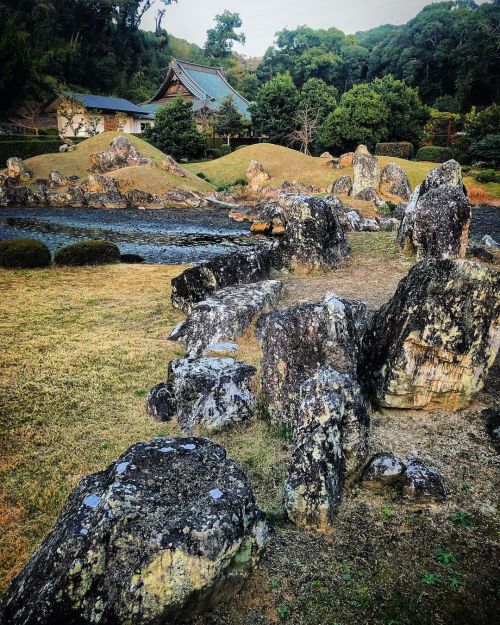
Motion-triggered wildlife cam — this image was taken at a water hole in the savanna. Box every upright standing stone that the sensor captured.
[361,259,500,411]
[352,148,379,198]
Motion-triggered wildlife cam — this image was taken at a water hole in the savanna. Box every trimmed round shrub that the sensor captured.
[0,239,51,268]
[415,146,454,162]
[54,240,121,266]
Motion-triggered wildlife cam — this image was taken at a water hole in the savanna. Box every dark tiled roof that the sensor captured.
[70,93,149,115]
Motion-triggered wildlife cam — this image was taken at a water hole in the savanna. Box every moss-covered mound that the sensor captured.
[54,240,121,266]
[0,239,51,268]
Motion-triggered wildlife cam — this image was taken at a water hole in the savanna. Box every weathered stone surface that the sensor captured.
[79,174,130,209]
[6,157,31,181]
[284,367,370,529]
[338,152,354,168]
[169,280,283,358]
[354,186,381,203]
[48,170,72,187]
[467,244,494,263]
[163,189,206,208]
[482,234,499,249]
[260,293,368,423]
[127,188,165,208]
[162,357,257,433]
[228,200,283,234]
[399,458,446,507]
[246,160,271,188]
[361,452,406,488]
[396,185,420,253]
[352,150,379,198]
[330,175,352,196]
[0,185,31,206]
[379,163,412,201]
[355,144,370,155]
[361,259,500,411]
[419,159,465,197]
[89,136,152,173]
[483,407,500,447]
[161,155,185,177]
[378,217,401,232]
[0,438,269,625]
[275,195,350,271]
[171,247,273,313]
[413,185,471,260]
[320,151,333,159]
[345,210,380,232]
[146,382,175,421]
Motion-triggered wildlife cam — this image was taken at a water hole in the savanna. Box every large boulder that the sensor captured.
[413,185,471,259]
[259,293,368,424]
[161,155,185,177]
[379,163,412,201]
[6,157,32,182]
[275,195,350,271]
[0,438,269,625]
[171,247,273,314]
[352,150,379,198]
[330,175,352,196]
[246,160,271,188]
[89,136,152,174]
[361,259,500,411]
[284,367,370,529]
[156,357,257,433]
[337,152,354,168]
[397,160,468,257]
[169,280,283,358]
[80,174,129,209]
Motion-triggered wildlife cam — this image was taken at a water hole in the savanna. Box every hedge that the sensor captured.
[375,142,414,160]
[0,140,62,166]
[0,239,51,268]
[54,240,121,266]
[415,146,454,163]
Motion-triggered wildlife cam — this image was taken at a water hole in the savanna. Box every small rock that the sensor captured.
[330,175,352,196]
[146,382,175,421]
[0,438,269,625]
[400,458,446,508]
[379,163,412,201]
[361,452,406,488]
[482,234,499,249]
[378,217,400,232]
[320,151,333,159]
[337,152,354,168]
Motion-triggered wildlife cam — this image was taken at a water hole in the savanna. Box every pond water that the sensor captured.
[0,206,258,265]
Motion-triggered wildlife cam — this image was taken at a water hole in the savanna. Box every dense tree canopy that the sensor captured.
[204,11,245,59]
[213,96,246,144]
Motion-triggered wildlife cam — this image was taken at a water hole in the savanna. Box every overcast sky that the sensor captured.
[141,0,491,57]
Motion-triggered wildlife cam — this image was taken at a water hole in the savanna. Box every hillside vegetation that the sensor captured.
[22,132,213,194]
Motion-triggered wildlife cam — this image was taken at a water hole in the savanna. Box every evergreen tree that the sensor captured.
[204,11,245,59]
[213,96,246,145]
[143,97,206,160]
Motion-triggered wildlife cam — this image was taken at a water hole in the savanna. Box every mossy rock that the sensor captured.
[54,240,121,266]
[0,239,51,268]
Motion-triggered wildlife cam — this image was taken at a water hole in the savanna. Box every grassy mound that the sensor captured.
[0,239,51,268]
[186,142,495,200]
[16,132,213,194]
[54,240,121,266]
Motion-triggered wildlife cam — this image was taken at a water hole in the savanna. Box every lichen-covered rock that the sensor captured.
[355,186,380,203]
[361,259,500,411]
[399,458,446,508]
[344,210,380,232]
[169,280,283,358]
[260,293,368,423]
[413,185,471,260]
[162,357,257,433]
[379,163,412,201]
[330,175,352,196]
[161,155,186,177]
[483,407,500,448]
[127,188,165,208]
[246,160,271,188]
[171,247,273,313]
[361,452,406,488]
[419,159,465,197]
[6,157,32,182]
[396,185,420,253]
[275,195,350,271]
[284,367,369,529]
[0,438,269,625]
[78,174,129,209]
[378,217,401,232]
[48,170,72,187]
[228,200,284,234]
[482,234,499,249]
[89,136,152,173]
[352,150,378,198]
[146,382,175,421]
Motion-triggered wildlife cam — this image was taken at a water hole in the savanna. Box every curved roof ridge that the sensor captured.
[177,65,216,102]
[176,58,224,73]
[213,69,251,106]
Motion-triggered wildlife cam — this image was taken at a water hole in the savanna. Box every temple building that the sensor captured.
[142,59,251,122]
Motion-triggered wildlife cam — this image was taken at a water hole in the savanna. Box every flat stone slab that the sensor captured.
[169,280,284,358]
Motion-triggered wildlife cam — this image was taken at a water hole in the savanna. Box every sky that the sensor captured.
[141,0,491,58]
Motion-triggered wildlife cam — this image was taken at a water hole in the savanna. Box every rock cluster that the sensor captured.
[89,135,153,173]
[0,438,269,625]
[361,258,500,411]
[6,156,32,182]
[397,160,470,259]
[246,160,271,188]
[169,280,283,358]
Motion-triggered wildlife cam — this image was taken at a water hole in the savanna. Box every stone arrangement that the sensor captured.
[89,135,153,173]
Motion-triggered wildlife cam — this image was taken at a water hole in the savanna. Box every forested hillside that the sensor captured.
[0,0,498,114]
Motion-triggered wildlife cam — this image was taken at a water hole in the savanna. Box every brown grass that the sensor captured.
[468,186,491,204]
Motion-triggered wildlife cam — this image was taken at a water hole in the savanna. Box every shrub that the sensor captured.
[375,142,414,159]
[468,187,490,204]
[54,240,120,266]
[233,178,248,187]
[219,144,231,156]
[196,172,208,180]
[0,139,62,165]
[415,146,454,162]
[0,238,51,268]
[206,148,221,160]
[469,134,500,165]
[473,169,499,184]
